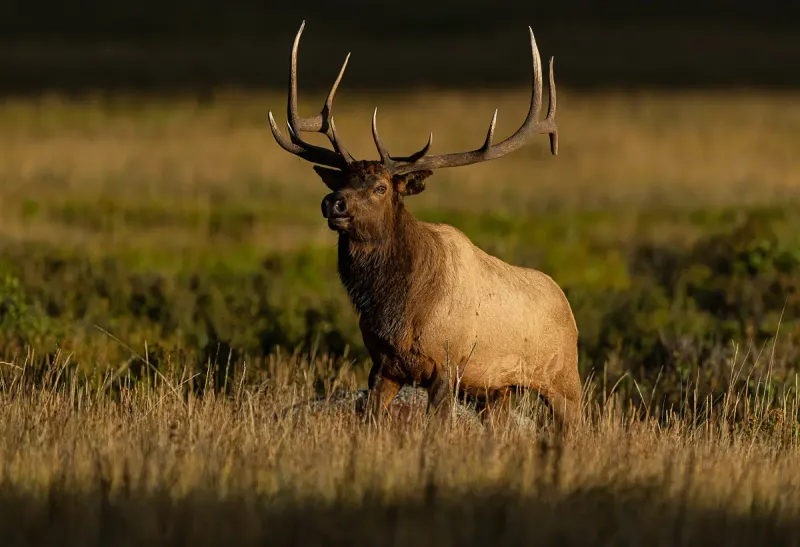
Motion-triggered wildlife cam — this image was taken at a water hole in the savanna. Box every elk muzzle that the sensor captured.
[322,192,351,231]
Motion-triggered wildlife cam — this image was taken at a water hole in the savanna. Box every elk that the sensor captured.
[269,22,581,428]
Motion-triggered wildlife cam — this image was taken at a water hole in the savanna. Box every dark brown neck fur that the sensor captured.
[337,201,443,348]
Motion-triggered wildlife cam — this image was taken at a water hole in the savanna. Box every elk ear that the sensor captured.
[313,166,346,191]
[393,170,433,197]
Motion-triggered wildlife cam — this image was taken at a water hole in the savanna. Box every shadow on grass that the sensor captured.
[1,482,796,547]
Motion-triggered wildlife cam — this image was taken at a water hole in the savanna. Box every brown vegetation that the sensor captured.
[1,353,800,546]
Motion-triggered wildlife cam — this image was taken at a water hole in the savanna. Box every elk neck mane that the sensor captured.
[336,201,446,346]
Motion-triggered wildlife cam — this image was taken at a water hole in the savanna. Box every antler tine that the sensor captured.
[372,108,434,163]
[286,21,355,163]
[323,54,350,121]
[383,26,557,175]
[547,57,558,155]
[481,109,498,150]
[404,132,434,162]
[371,108,391,163]
[529,27,543,126]
[286,20,306,131]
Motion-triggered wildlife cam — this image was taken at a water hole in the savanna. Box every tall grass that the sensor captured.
[0,344,799,546]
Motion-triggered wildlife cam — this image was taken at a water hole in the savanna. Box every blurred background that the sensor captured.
[1,1,799,92]
[0,1,799,403]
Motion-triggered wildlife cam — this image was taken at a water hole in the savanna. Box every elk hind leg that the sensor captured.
[546,363,582,430]
[475,387,513,431]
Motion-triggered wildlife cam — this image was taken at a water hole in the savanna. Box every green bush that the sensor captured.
[579,212,800,408]
[0,271,55,348]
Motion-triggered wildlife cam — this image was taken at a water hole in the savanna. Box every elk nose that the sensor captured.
[332,197,347,216]
[322,193,348,218]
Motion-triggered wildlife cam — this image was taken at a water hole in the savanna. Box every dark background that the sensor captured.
[1,1,799,94]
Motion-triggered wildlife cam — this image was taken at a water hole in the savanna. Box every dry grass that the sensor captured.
[1,350,799,547]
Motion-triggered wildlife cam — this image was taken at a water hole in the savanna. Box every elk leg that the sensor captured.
[548,364,582,429]
[480,387,513,431]
[425,368,454,425]
[545,391,579,430]
[364,375,402,425]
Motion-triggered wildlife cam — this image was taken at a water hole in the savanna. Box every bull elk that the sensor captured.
[269,22,581,428]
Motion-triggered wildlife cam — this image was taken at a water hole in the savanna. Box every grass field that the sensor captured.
[1,88,800,545]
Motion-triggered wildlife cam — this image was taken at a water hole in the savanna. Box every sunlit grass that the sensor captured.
[0,347,798,546]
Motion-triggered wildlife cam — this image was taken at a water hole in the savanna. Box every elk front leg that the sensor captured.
[362,334,403,424]
[426,366,454,425]
[364,373,402,425]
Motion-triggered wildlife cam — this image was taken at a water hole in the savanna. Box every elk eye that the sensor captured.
[375,186,387,195]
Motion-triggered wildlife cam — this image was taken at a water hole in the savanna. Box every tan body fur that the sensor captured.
[353,214,581,426]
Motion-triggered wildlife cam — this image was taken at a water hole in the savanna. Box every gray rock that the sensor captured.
[281,385,538,428]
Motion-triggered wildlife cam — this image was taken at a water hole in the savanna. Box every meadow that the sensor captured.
[1,87,800,545]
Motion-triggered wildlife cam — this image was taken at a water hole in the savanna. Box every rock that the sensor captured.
[280,385,537,428]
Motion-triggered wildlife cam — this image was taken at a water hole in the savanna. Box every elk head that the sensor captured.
[268,21,558,243]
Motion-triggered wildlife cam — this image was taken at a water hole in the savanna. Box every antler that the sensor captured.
[372,27,558,175]
[268,21,355,170]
